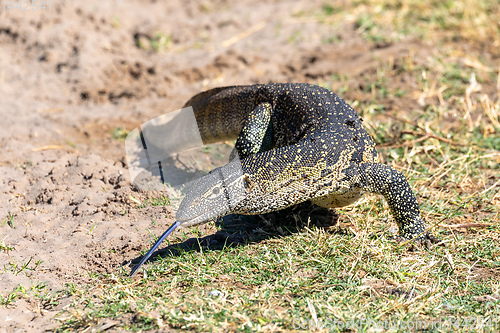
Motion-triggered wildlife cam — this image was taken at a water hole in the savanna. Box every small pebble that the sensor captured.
[208,290,223,298]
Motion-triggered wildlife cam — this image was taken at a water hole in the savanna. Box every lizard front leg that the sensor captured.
[358,163,437,243]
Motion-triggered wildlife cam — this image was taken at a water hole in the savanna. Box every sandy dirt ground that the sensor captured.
[0,0,496,331]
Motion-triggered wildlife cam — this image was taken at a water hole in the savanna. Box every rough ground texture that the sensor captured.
[0,0,498,331]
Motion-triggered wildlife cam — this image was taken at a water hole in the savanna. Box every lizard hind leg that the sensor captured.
[230,102,274,160]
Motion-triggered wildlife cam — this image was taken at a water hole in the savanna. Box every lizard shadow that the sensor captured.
[127,201,350,269]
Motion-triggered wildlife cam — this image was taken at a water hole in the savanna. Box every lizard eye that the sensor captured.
[212,187,220,195]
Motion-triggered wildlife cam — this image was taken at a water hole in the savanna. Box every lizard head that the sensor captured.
[176,159,249,227]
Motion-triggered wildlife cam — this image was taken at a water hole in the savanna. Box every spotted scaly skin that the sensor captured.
[178,83,434,242]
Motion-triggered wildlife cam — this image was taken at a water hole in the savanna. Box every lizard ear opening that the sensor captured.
[243,174,254,192]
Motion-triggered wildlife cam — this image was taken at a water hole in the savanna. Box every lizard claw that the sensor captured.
[395,231,441,251]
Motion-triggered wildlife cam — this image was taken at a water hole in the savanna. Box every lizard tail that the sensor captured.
[183,86,237,109]
[183,85,261,144]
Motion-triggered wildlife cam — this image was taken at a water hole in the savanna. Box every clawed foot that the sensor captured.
[395,231,441,250]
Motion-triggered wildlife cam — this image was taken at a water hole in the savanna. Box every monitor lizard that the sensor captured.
[129,83,437,276]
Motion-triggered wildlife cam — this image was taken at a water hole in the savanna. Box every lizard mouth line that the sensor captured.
[176,208,218,225]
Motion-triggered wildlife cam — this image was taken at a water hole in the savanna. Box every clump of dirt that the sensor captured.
[2,153,175,282]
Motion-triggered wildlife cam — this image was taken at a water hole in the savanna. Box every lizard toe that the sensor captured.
[395,231,441,251]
